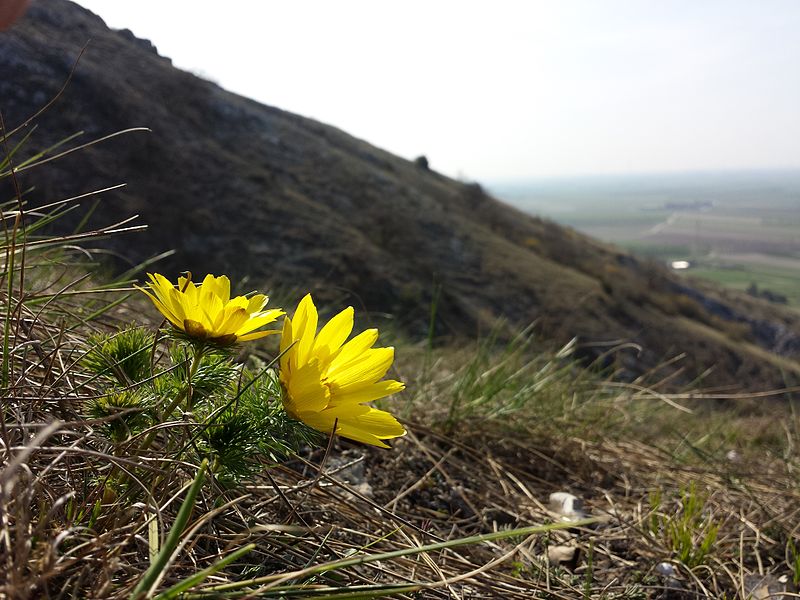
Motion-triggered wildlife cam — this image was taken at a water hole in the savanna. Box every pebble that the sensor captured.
[548,492,588,521]
[655,562,677,578]
[546,545,579,568]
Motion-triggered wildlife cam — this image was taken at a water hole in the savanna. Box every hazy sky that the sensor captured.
[73,0,800,181]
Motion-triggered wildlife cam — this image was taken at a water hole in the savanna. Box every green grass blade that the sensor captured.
[153,543,256,600]
[129,459,208,600]
[201,518,597,595]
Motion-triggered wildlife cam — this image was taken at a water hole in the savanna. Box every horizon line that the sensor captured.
[481,166,800,186]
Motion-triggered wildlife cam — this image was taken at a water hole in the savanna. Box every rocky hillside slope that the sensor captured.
[1,0,799,389]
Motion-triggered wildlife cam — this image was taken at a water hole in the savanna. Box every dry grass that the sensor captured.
[3,272,800,598]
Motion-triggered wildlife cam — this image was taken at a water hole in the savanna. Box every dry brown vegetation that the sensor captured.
[2,262,800,598]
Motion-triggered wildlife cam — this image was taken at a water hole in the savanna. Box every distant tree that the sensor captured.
[761,289,788,304]
[746,282,787,304]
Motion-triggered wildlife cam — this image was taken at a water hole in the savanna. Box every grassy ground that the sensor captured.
[2,137,799,599]
[3,243,800,598]
[687,263,800,307]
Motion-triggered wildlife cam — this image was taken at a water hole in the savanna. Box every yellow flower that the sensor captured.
[279,294,406,448]
[140,273,284,345]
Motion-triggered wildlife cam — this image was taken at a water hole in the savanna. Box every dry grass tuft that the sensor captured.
[3,304,800,598]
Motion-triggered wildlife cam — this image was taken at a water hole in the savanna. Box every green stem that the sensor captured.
[139,343,205,454]
[1,212,20,391]
[163,344,205,417]
[112,343,206,497]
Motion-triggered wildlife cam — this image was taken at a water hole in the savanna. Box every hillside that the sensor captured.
[1,0,800,389]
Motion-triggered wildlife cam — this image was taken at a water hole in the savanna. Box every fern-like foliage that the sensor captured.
[194,366,323,484]
[82,326,154,385]
[85,389,154,443]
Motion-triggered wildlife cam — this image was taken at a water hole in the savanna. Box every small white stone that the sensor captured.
[546,545,578,565]
[726,449,741,462]
[548,492,586,520]
[655,562,677,577]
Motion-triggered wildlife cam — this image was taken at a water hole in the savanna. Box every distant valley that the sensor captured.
[491,170,800,306]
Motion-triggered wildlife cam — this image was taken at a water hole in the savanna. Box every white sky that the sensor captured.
[73,0,800,181]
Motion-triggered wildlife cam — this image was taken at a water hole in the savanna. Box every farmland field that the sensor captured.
[490,170,800,305]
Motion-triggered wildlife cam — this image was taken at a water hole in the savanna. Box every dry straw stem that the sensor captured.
[200,521,595,597]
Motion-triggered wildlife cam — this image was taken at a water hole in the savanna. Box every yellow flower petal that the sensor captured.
[284,361,330,415]
[328,347,395,390]
[236,329,281,342]
[212,274,231,303]
[247,294,268,313]
[227,295,249,310]
[327,380,405,406]
[217,307,249,335]
[300,405,406,448]
[138,287,181,328]
[236,309,284,336]
[312,306,353,363]
[292,294,318,367]
[279,316,294,374]
[326,329,379,375]
[166,288,188,324]
[181,277,198,302]
[335,404,406,437]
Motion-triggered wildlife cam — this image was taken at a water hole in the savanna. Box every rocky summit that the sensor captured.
[1,0,799,389]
